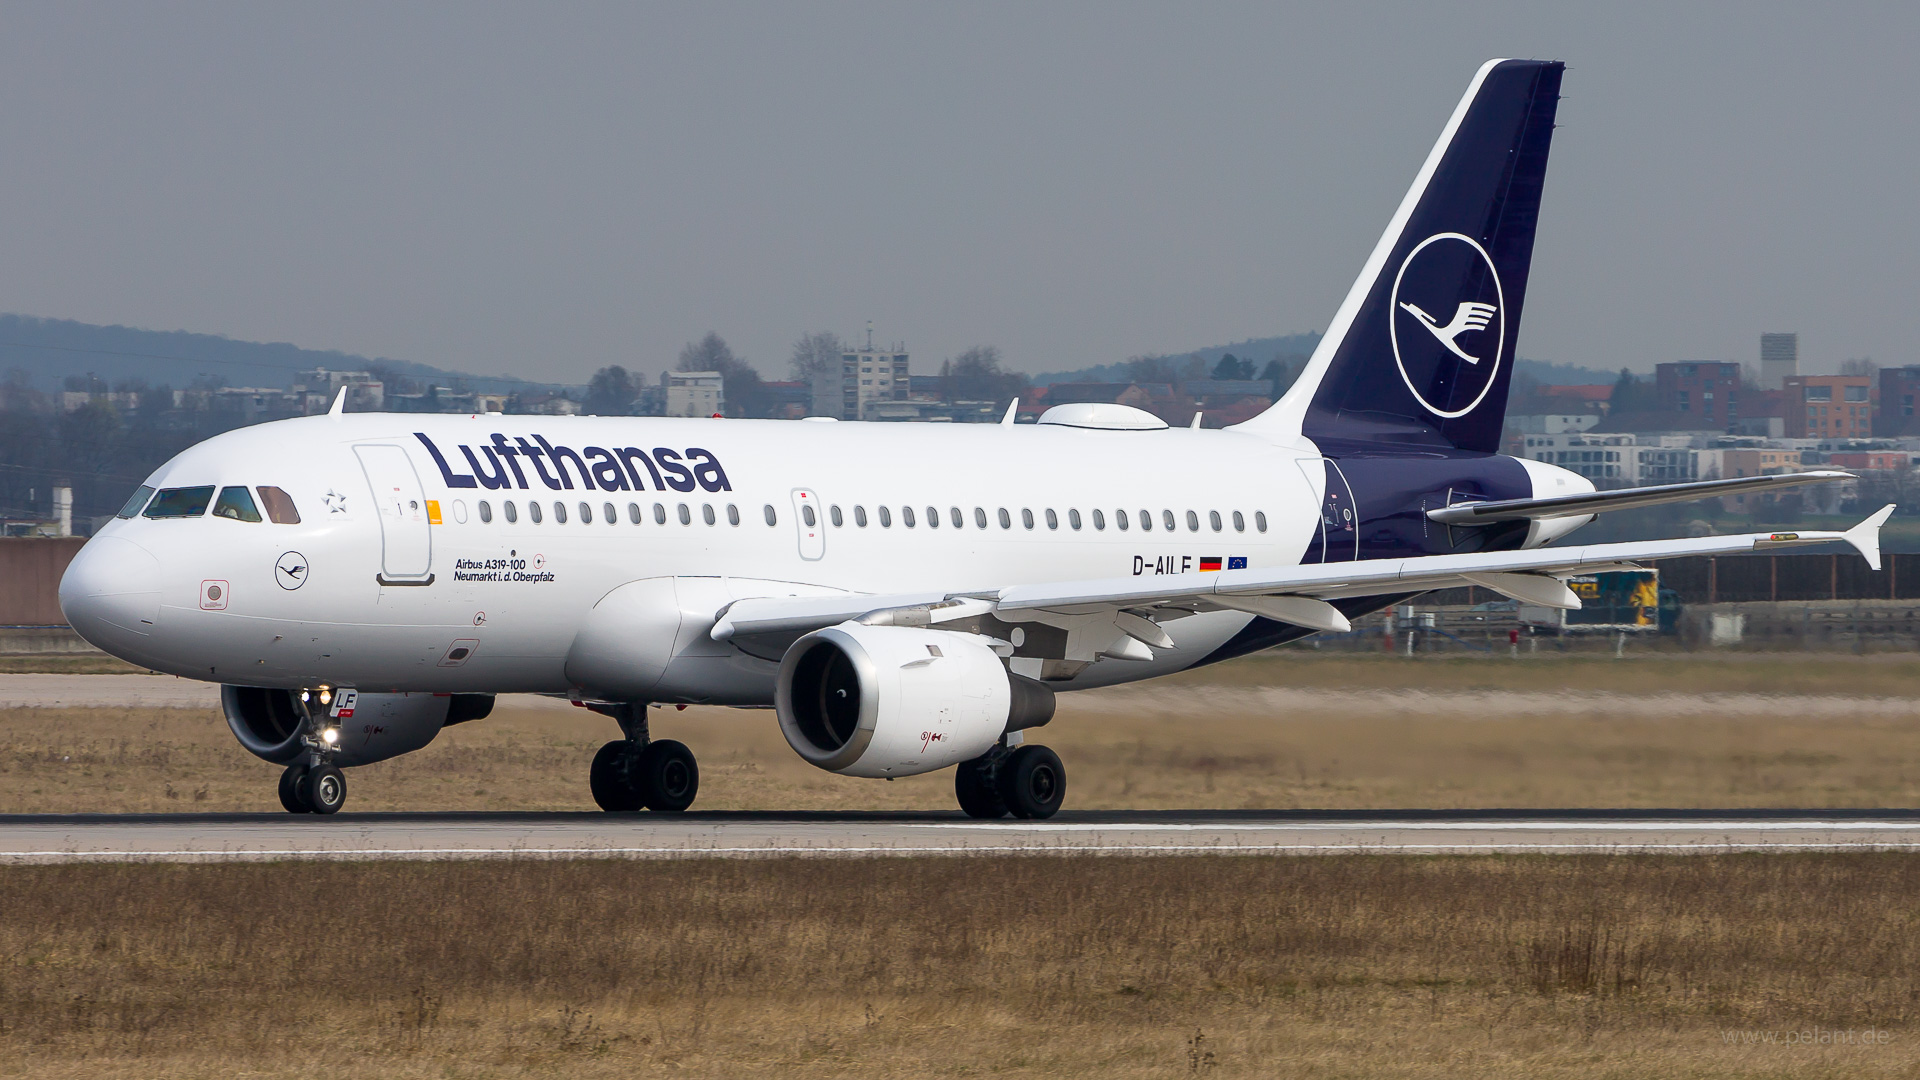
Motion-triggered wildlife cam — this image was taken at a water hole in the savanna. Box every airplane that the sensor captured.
[59,58,1887,818]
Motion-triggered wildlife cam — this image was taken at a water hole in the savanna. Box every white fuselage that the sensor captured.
[59,411,1579,701]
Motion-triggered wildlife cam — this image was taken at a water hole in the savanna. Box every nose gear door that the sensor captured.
[355,444,434,583]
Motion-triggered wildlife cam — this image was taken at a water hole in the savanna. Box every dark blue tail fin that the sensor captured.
[1239,59,1562,453]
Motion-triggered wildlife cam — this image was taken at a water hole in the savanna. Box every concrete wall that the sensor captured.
[0,537,86,626]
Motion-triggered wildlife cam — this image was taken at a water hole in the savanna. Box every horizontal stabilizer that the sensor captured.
[1428,471,1854,524]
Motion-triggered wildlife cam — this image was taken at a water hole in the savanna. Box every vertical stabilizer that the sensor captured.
[1237,59,1563,453]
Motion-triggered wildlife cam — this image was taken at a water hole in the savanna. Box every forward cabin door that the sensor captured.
[791,488,825,561]
[356,444,434,583]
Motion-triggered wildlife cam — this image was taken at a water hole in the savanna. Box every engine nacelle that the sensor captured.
[222,686,494,767]
[775,623,1055,778]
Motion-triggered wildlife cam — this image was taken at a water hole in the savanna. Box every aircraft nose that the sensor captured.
[60,535,164,649]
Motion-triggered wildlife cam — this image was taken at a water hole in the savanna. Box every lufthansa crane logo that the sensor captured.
[1389,232,1505,419]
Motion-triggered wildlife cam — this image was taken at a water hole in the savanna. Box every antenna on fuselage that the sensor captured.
[328,387,346,417]
[1190,411,1203,429]
[1001,398,1019,426]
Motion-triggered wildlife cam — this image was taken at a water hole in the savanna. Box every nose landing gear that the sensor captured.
[276,688,351,815]
[587,702,700,813]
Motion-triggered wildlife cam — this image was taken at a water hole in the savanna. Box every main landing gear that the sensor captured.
[278,762,347,815]
[588,702,700,813]
[955,739,1066,820]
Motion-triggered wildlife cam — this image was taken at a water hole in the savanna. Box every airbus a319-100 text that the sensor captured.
[60,60,1886,817]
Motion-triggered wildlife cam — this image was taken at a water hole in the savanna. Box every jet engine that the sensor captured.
[775,623,1054,778]
[221,686,494,767]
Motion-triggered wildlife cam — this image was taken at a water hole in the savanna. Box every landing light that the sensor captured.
[318,688,333,706]
[320,727,340,747]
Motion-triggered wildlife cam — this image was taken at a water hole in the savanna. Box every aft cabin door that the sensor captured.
[1297,458,1359,564]
[356,444,434,583]
[791,489,825,561]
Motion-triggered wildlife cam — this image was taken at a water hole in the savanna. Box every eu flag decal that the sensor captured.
[1199,557,1222,572]
[1227,557,1248,570]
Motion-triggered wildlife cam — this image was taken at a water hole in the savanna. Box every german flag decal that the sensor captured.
[1200,557,1222,572]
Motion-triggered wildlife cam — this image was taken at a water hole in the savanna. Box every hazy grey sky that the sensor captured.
[0,3,1913,383]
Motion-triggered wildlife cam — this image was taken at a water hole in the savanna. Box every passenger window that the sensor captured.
[763,504,777,526]
[830,505,844,527]
[950,507,962,528]
[925,506,938,529]
[803,504,817,527]
[529,502,543,523]
[855,505,868,527]
[505,501,519,523]
[679,504,692,525]
[1232,511,1245,532]
[1209,510,1222,532]
[1186,510,1199,531]
[704,504,717,525]
[1022,508,1034,529]
[603,502,616,525]
[1115,509,1128,531]
[628,502,641,524]
[657,503,669,525]
[117,485,155,518]
[879,506,891,527]
[1256,511,1268,532]
[212,486,262,522]
[1046,509,1058,530]
[1162,509,1175,531]
[1092,509,1105,530]
[479,501,493,523]
[144,486,215,518]
[903,506,916,528]
[553,502,568,524]
[728,504,741,526]
[257,486,300,524]
[974,507,988,529]
[578,502,592,524]
[998,508,1011,529]
[1069,509,1082,530]
[1139,510,1152,531]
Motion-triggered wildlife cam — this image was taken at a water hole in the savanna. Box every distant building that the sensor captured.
[1760,332,1798,390]
[1654,362,1741,429]
[1828,451,1913,471]
[1535,384,1614,416]
[1876,366,1920,438]
[1508,413,1601,435]
[296,368,384,412]
[664,371,724,417]
[1783,374,1871,439]
[1517,432,1635,482]
[812,345,908,419]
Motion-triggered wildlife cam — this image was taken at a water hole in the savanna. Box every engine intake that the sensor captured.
[222,687,495,767]
[776,623,1054,777]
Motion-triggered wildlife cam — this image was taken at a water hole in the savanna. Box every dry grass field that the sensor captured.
[5,653,1920,812]
[2,854,1917,1078]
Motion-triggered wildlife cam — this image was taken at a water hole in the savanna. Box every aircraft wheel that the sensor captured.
[635,740,699,812]
[589,741,643,812]
[954,757,1008,819]
[299,764,348,815]
[998,745,1065,820]
[278,764,311,814]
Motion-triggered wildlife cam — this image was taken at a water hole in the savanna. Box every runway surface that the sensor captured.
[5,808,1920,861]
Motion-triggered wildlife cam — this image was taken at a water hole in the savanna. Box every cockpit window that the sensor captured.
[117,486,155,519]
[212,486,263,522]
[257,486,301,524]
[143,486,215,519]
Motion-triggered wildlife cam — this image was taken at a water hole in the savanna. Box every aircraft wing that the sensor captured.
[1427,471,1853,524]
[711,506,1893,650]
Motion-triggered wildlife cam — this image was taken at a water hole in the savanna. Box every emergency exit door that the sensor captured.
[355,444,434,583]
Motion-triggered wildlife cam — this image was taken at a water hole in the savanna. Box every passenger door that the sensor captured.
[355,444,434,583]
[1296,458,1358,564]
[791,488,825,561]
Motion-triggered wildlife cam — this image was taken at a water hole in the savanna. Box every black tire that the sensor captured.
[998,745,1066,820]
[954,758,1008,819]
[278,764,311,814]
[589,741,643,812]
[635,740,699,812]
[299,764,347,815]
